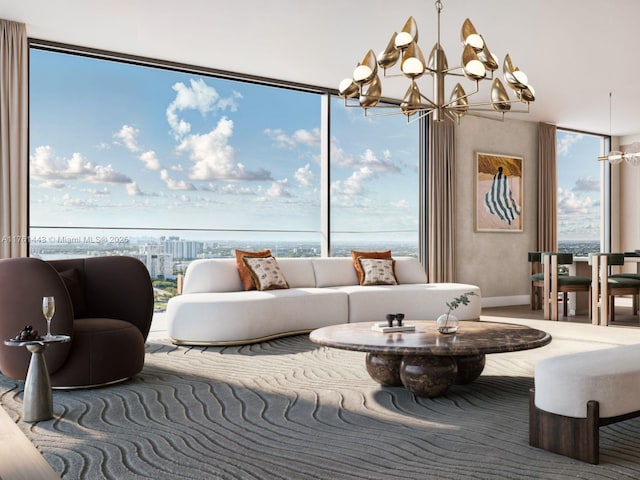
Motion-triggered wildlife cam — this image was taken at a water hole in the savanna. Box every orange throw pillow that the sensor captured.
[350,250,392,285]
[235,249,272,290]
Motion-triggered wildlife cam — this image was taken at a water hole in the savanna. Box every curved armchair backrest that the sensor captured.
[48,256,154,339]
[0,257,73,378]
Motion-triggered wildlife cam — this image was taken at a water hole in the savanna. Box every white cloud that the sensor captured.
[264,128,320,149]
[331,166,375,198]
[61,194,98,208]
[557,133,584,156]
[139,150,161,170]
[391,199,410,209]
[83,187,110,196]
[40,180,66,189]
[88,165,133,184]
[573,177,599,192]
[166,79,241,138]
[160,169,196,191]
[178,117,271,181]
[221,184,254,195]
[113,125,141,152]
[294,163,315,187]
[126,182,142,196]
[558,187,594,214]
[266,179,292,198]
[30,145,131,184]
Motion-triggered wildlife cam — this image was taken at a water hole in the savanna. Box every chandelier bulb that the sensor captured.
[395,17,418,49]
[352,50,378,85]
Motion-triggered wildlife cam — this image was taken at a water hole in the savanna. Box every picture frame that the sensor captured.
[475,152,523,232]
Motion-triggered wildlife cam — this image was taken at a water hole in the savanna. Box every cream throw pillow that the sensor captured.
[243,256,290,291]
[358,258,398,285]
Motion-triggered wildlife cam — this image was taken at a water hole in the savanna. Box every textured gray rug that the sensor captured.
[2,330,640,479]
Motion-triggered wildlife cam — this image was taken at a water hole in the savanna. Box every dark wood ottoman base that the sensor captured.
[529,388,640,464]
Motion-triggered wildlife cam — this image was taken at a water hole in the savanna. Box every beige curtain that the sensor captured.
[537,123,557,252]
[428,119,455,282]
[0,19,28,258]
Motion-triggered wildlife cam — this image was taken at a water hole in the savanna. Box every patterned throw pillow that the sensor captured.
[242,256,290,291]
[350,250,392,285]
[235,249,272,290]
[358,258,398,285]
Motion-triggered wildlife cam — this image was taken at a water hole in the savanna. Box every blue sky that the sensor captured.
[556,130,604,242]
[29,49,418,243]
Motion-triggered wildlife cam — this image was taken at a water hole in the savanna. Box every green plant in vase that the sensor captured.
[436,291,477,334]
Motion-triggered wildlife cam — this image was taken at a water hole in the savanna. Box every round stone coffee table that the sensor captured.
[309,320,551,398]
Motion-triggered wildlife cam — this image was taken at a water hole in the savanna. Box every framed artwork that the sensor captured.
[475,152,523,232]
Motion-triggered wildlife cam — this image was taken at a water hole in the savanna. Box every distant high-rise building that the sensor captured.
[163,238,203,260]
[133,244,173,279]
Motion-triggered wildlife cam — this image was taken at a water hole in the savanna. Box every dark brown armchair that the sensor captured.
[0,256,153,388]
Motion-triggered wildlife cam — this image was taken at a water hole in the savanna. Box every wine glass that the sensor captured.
[42,296,55,339]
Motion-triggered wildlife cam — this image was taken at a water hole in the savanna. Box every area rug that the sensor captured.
[2,329,640,479]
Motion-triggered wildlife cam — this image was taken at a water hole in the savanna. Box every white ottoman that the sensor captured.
[529,344,640,464]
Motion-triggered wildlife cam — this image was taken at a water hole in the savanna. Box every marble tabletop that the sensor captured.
[310,320,552,356]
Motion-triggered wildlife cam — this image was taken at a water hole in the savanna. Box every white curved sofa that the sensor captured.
[166,256,482,345]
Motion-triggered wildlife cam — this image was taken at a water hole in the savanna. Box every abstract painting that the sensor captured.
[475,152,523,232]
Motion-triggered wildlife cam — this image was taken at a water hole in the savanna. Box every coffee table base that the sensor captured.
[365,353,487,397]
[365,353,403,386]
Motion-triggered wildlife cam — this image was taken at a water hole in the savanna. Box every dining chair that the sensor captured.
[542,252,591,321]
[528,252,544,310]
[589,253,640,326]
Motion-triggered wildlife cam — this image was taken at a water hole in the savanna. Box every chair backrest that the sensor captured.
[541,252,573,267]
[528,252,542,275]
[605,253,625,266]
[588,252,625,266]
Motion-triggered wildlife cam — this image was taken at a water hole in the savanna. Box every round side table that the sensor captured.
[4,335,71,422]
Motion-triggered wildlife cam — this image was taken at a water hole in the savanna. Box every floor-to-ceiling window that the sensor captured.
[28,44,421,308]
[556,129,609,255]
[329,97,419,256]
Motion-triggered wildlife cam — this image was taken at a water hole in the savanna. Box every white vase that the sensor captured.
[436,313,459,334]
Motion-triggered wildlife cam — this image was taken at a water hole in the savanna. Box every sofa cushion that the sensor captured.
[351,250,392,285]
[358,258,398,285]
[311,258,359,287]
[243,256,289,291]
[276,258,316,288]
[235,248,272,291]
[393,257,428,284]
[336,283,482,323]
[182,259,243,293]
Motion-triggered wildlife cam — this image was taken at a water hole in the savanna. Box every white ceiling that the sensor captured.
[3,0,640,137]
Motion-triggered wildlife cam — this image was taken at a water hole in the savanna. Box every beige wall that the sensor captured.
[618,144,640,267]
[453,116,539,305]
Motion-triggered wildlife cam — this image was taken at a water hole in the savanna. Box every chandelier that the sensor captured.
[599,146,640,166]
[598,92,640,166]
[337,0,536,123]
